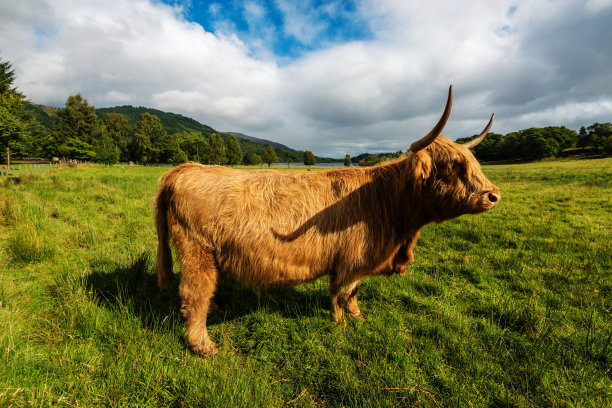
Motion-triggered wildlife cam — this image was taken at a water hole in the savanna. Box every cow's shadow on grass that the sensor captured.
[85,251,331,332]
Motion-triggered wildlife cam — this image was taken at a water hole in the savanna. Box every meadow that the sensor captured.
[0,158,610,407]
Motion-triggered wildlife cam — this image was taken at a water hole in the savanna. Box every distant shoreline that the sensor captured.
[276,162,345,167]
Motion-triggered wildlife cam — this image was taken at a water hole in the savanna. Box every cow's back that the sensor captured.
[162,163,371,286]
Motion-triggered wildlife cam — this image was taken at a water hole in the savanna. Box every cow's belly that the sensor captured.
[214,235,332,286]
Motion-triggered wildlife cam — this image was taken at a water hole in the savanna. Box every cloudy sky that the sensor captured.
[1,0,611,157]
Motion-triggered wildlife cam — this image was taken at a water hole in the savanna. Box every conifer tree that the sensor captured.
[344,154,351,167]
[102,113,132,161]
[0,57,30,165]
[129,112,166,163]
[53,94,100,145]
[206,133,226,165]
[226,134,242,165]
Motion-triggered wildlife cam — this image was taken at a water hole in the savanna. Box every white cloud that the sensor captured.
[1,0,611,157]
[152,90,258,120]
[513,100,612,127]
[585,0,612,14]
[275,0,327,45]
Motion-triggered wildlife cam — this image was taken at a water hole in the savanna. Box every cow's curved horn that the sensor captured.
[409,85,453,152]
[462,113,495,149]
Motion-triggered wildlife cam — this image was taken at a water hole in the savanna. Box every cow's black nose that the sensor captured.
[488,191,500,205]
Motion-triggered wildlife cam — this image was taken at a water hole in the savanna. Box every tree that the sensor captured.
[359,154,380,166]
[206,133,226,165]
[157,134,188,165]
[58,137,97,160]
[604,135,612,155]
[243,151,261,165]
[344,154,351,167]
[0,58,19,95]
[262,146,278,167]
[543,126,577,153]
[586,123,612,153]
[102,113,132,161]
[0,93,29,164]
[93,128,120,164]
[175,131,207,162]
[524,135,559,160]
[130,112,166,163]
[578,126,588,148]
[53,94,100,147]
[303,150,315,166]
[456,132,505,162]
[0,58,29,165]
[495,132,520,160]
[226,134,242,165]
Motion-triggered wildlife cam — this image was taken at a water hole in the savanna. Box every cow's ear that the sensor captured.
[413,151,432,180]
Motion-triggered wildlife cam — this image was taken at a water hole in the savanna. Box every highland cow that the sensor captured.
[155,86,500,357]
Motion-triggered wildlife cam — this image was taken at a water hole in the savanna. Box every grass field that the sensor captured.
[1,159,610,407]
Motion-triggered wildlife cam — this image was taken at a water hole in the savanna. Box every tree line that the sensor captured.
[0,57,308,166]
[5,89,247,165]
[357,125,611,167]
[456,125,612,162]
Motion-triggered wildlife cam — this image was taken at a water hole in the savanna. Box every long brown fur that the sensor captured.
[155,135,500,357]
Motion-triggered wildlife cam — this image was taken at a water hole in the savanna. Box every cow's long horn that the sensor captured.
[409,85,453,152]
[462,113,495,149]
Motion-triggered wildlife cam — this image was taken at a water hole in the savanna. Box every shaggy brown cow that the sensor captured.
[155,85,500,357]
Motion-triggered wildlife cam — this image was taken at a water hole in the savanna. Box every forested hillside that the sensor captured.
[20,99,336,164]
[96,106,216,136]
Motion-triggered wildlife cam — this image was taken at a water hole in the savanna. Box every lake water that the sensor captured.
[276,162,348,167]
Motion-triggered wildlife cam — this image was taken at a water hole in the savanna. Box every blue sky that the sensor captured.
[168,0,372,59]
[1,0,611,157]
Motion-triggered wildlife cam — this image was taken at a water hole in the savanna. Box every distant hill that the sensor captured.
[96,105,216,136]
[95,106,339,162]
[227,132,293,151]
[25,102,341,162]
[226,132,338,163]
[24,103,58,128]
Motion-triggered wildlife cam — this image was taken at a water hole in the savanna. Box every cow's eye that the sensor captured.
[452,162,467,178]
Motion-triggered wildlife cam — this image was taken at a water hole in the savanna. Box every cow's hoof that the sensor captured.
[349,313,366,321]
[331,316,348,327]
[192,342,218,358]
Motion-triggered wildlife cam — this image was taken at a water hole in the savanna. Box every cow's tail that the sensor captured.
[155,181,174,289]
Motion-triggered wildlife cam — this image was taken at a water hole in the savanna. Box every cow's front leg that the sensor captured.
[330,275,363,324]
[346,280,365,320]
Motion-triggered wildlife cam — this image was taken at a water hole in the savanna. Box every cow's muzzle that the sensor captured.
[471,189,501,213]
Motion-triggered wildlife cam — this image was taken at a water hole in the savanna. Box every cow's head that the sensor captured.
[408,86,500,222]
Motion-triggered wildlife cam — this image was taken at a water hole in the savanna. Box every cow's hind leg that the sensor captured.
[178,242,219,357]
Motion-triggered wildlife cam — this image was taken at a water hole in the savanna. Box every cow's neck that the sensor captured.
[361,159,429,245]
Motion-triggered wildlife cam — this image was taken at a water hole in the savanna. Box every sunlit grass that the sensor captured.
[0,159,610,406]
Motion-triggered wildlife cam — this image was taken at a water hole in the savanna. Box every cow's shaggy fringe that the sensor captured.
[154,133,499,357]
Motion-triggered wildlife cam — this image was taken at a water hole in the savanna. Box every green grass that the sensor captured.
[1,159,610,407]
